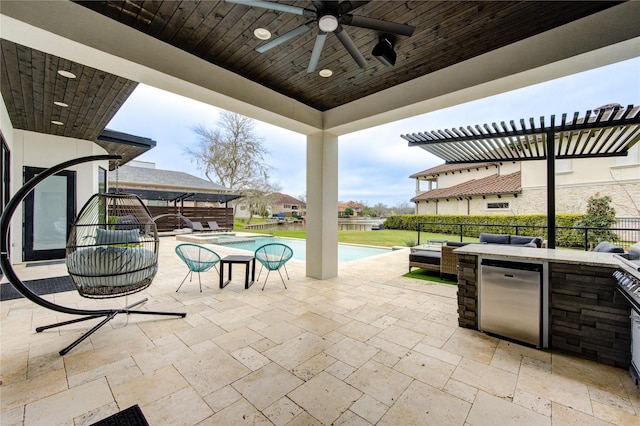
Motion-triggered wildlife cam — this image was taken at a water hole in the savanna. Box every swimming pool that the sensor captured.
[212,236,390,263]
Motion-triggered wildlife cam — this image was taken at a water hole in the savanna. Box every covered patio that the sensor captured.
[1,1,640,425]
[2,239,639,425]
[1,1,639,278]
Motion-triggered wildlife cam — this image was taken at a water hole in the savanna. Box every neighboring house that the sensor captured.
[108,160,237,207]
[411,144,640,216]
[338,201,365,217]
[235,192,306,219]
[272,192,306,217]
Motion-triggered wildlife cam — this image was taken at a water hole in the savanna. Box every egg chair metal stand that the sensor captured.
[0,155,186,355]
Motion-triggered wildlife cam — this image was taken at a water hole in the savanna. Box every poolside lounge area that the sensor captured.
[1,237,639,425]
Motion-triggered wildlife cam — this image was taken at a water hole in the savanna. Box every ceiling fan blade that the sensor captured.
[341,15,415,37]
[307,32,328,73]
[337,1,370,15]
[226,0,314,17]
[334,25,366,69]
[256,23,313,53]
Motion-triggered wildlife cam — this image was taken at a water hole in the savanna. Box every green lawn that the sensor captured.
[236,226,475,248]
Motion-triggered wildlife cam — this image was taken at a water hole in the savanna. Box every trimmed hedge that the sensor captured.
[383,214,585,248]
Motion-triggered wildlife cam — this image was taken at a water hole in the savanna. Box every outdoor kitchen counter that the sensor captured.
[454,244,631,369]
[453,243,620,267]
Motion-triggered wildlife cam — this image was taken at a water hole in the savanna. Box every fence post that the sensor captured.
[584,228,589,251]
[459,224,463,242]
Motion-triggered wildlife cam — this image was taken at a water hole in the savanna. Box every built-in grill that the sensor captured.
[614,242,640,386]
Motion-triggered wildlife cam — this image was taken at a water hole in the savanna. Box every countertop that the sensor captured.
[453,243,620,267]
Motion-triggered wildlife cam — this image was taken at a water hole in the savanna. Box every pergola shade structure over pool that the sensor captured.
[401,105,640,248]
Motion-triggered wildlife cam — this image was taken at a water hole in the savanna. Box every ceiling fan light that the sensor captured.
[254,28,271,40]
[319,69,333,77]
[318,15,338,32]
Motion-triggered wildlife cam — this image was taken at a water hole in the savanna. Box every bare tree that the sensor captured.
[185,111,280,220]
[186,111,271,191]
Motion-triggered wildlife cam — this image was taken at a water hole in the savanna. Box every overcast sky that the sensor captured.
[107,57,639,207]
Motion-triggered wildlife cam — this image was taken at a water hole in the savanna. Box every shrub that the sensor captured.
[383,213,585,247]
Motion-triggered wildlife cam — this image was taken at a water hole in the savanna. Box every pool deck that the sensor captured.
[1,237,639,425]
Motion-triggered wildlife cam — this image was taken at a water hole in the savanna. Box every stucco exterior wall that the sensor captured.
[416,182,639,217]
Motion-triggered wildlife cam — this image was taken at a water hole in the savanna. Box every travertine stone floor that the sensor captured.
[1,237,639,425]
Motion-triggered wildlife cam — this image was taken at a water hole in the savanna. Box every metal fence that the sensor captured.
[417,219,640,251]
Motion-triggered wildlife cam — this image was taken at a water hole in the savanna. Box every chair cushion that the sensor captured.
[445,241,468,247]
[479,233,510,244]
[409,252,441,266]
[96,228,140,245]
[510,235,534,245]
[67,247,157,288]
[594,241,624,253]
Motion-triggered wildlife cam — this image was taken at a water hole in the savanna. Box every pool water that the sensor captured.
[213,236,390,263]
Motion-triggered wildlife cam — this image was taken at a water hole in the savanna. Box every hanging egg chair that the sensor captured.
[0,154,185,356]
[66,193,159,298]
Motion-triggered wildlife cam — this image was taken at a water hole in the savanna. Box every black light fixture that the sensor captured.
[372,35,396,66]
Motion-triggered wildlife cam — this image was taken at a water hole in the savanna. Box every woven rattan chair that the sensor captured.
[175,244,221,292]
[254,243,293,290]
[440,245,459,276]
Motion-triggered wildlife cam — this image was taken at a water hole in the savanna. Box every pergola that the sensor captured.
[401,105,640,248]
[107,188,243,206]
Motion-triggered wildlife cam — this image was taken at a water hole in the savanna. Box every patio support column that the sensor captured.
[306,131,338,279]
[546,128,556,249]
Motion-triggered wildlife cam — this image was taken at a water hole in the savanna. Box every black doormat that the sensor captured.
[91,405,149,426]
[0,275,76,301]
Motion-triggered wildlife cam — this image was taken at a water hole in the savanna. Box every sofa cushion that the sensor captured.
[594,241,624,253]
[479,233,510,244]
[510,235,534,245]
[446,241,468,247]
[409,251,441,266]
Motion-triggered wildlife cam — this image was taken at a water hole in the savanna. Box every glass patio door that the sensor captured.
[23,166,76,261]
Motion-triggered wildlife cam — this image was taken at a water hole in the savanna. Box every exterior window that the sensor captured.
[487,202,509,209]
[291,205,298,210]
[98,167,107,193]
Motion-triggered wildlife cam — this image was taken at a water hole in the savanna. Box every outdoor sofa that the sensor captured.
[409,232,545,276]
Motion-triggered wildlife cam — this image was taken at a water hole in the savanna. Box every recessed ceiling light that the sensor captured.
[57,70,76,79]
[254,28,271,40]
[319,69,333,78]
[51,120,64,126]
[53,101,69,108]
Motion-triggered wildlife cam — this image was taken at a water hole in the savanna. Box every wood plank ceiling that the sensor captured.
[0,38,147,166]
[74,0,621,111]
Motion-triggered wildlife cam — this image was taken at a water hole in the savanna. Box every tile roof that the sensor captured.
[275,192,306,206]
[409,162,500,178]
[411,171,521,201]
[109,165,230,193]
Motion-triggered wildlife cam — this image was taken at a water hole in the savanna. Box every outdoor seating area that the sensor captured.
[1,237,639,425]
[409,233,544,276]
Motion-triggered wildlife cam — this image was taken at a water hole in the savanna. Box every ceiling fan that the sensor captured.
[226,0,416,73]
